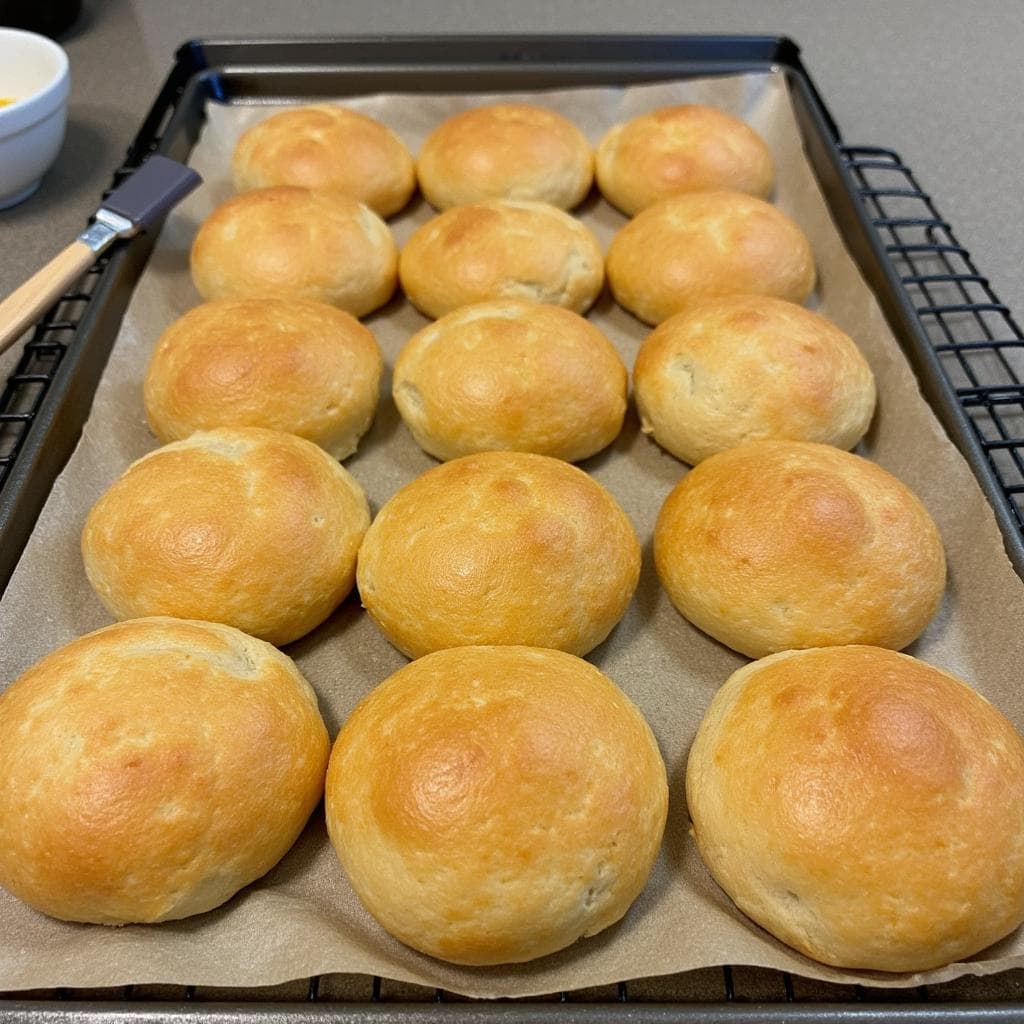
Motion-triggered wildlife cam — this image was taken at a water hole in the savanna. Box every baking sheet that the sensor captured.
[2,71,1024,998]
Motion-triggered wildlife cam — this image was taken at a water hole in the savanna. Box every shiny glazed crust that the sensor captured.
[325,645,668,965]
[0,617,329,924]
[81,428,371,646]
[633,296,876,464]
[686,646,1024,971]
[596,104,775,215]
[399,199,604,319]
[356,451,641,657]
[143,299,384,459]
[606,191,815,325]
[417,103,593,210]
[190,187,398,317]
[653,441,946,657]
[231,104,416,217]
[392,300,627,462]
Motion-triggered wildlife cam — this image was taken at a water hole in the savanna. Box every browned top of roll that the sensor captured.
[596,103,774,215]
[399,199,604,319]
[232,104,416,217]
[81,428,370,646]
[393,300,627,462]
[356,451,640,658]
[606,191,815,325]
[653,440,946,657]
[326,645,667,965]
[417,103,593,210]
[0,617,329,925]
[686,645,1024,972]
[190,186,397,317]
[143,298,383,460]
[633,295,876,464]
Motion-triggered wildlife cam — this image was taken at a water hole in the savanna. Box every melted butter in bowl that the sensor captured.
[0,27,70,207]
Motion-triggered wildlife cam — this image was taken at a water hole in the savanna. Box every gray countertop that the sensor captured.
[2,0,1023,361]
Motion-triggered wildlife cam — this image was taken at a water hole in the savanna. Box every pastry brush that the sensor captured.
[0,154,201,355]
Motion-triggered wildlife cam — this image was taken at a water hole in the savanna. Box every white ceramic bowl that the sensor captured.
[0,28,70,210]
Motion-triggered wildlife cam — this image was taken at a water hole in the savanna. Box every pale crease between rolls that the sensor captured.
[0,617,329,925]
[686,646,1024,972]
[326,645,668,965]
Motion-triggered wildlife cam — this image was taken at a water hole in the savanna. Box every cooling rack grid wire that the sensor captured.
[841,144,1024,545]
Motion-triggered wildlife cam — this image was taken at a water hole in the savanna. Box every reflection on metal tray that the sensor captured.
[2,32,1024,1022]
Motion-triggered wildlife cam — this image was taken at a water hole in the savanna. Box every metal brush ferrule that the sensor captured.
[77,209,136,253]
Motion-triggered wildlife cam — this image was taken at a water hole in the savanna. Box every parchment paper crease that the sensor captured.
[2,72,1024,997]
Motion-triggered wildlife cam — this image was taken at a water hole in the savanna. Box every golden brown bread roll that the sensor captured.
[393,300,627,462]
[232,104,416,217]
[143,299,384,459]
[606,191,815,325]
[633,296,876,464]
[399,199,604,319]
[596,103,774,216]
[654,441,946,657]
[686,645,1024,972]
[82,428,370,646]
[326,645,668,965]
[190,186,397,317]
[417,103,593,210]
[356,451,640,658]
[0,617,329,924]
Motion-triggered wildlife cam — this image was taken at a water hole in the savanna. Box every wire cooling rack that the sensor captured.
[842,145,1024,553]
[0,261,102,487]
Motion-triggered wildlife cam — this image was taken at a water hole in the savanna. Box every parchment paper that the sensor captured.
[3,72,1024,998]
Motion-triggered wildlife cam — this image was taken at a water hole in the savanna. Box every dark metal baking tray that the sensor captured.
[3,31,1024,1023]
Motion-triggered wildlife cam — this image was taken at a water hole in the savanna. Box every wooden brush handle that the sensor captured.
[0,240,96,357]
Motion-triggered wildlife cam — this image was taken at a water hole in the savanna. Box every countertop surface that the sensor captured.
[2,0,1023,373]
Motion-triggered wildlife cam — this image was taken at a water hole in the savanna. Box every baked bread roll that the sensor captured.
[417,103,593,210]
[399,199,603,319]
[357,451,640,657]
[0,617,329,925]
[232,104,415,217]
[686,646,1024,972]
[190,186,397,317]
[596,103,774,215]
[326,645,668,965]
[143,299,384,460]
[393,300,627,462]
[82,428,370,646]
[633,296,876,464]
[606,191,815,325]
[654,441,945,657]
